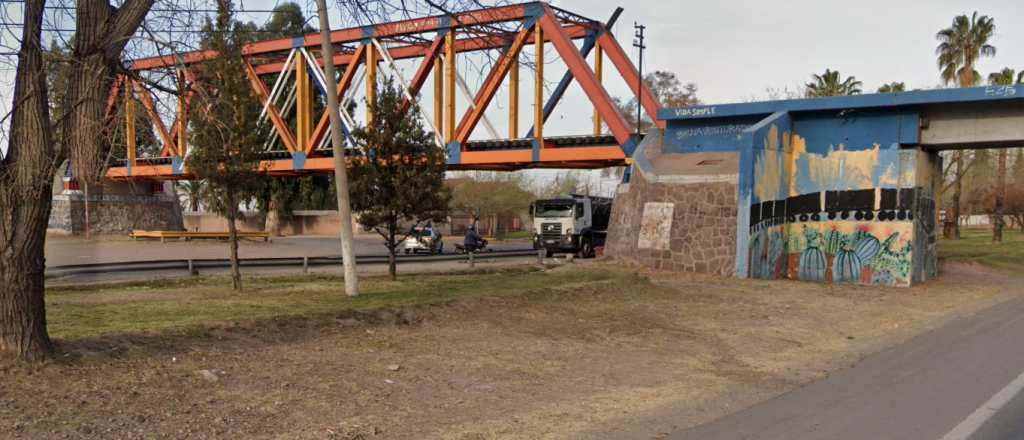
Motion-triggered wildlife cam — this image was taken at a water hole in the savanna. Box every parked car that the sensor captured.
[403,226,444,254]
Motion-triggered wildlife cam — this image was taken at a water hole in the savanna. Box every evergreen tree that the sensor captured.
[250,3,336,235]
[349,76,450,280]
[188,0,270,290]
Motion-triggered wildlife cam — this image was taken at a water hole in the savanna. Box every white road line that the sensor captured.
[940,369,1024,440]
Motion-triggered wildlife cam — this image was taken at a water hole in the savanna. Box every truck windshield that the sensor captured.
[536,204,573,217]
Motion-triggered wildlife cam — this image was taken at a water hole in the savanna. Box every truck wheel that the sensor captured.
[546,250,555,258]
[579,237,595,259]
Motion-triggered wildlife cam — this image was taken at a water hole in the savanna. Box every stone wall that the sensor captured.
[605,170,738,275]
[49,195,184,235]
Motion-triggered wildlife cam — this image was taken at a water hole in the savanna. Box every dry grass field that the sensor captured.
[0,232,1019,439]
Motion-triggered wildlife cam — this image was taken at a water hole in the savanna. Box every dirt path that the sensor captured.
[0,260,1018,439]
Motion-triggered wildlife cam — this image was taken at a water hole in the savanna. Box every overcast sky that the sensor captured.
[2,0,1023,193]
[561,0,1024,103]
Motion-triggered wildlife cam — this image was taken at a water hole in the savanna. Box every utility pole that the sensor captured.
[314,0,359,296]
[633,22,645,134]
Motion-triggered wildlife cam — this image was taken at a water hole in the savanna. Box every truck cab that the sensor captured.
[531,195,611,258]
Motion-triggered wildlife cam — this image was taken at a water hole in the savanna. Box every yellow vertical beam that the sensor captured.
[445,30,456,143]
[295,53,313,150]
[126,82,137,168]
[434,57,443,138]
[366,43,377,125]
[534,25,544,144]
[176,69,187,157]
[509,55,519,138]
[593,41,603,136]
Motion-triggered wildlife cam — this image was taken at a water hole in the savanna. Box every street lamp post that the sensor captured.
[633,22,646,134]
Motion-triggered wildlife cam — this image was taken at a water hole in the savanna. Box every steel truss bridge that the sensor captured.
[106,2,662,180]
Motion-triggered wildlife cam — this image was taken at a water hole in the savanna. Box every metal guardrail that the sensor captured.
[44,249,539,279]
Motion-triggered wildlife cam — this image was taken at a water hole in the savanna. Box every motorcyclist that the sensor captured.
[464,224,485,252]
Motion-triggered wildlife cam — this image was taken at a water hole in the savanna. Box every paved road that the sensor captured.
[45,234,530,266]
[666,292,1024,440]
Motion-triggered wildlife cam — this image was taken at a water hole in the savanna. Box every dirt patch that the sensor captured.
[0,261,1018,439]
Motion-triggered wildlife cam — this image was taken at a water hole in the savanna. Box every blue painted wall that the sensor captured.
[663,115,767,154]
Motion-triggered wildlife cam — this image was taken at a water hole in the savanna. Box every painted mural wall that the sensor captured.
[742,111,940,286]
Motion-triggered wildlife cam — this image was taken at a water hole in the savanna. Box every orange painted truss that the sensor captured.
[106,2,658,180]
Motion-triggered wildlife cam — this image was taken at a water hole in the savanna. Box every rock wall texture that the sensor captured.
[605,170,738,276]
[48,195,184,235]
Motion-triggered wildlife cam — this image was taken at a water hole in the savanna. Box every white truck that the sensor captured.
[530,195,612,258]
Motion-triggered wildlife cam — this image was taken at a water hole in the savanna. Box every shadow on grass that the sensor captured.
[38,264,633,364]
[939,229,1024,273]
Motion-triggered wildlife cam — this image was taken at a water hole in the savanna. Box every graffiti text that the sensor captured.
[674,106,717,117]
[676,124,750,139]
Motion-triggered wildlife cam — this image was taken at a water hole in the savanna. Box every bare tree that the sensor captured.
[451,171,535,232]
[0,0,57,361]
[0,0,155,360]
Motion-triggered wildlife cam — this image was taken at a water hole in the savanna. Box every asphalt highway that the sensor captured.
[666,292,1024,440]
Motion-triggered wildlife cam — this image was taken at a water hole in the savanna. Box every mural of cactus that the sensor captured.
[871,269,897,286]
[833,248,864,283]
[853,228,872,245]
[867,232,912,281]
[802,225,821,248]
[854,235,881,262]
[822,228,842,255]
[788,232,802,254]
[798,247,827,281]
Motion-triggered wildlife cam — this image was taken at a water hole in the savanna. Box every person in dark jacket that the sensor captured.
[464,225,484,252]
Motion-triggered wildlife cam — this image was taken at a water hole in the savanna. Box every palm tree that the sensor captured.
[877,82,906,93]
[176,180,206,212]
[936,12,996,88]
[805,69,862,98]
[988,68,1021,86]
[988,68,1021,245]
[936,12,996,240]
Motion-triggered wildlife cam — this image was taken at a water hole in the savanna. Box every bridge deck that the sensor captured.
[107,134,629,180]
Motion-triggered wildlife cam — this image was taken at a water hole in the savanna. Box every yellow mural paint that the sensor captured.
[802,144,880,194]
[754,125,785,203]
[788,135,806,197]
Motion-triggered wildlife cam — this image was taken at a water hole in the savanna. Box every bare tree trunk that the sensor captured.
[1,0,154,362]
[266,199,282,237]
[227,190,242,290]
[388,243,397,281]
[83,181,91,240]
[994,149,1007,244]
[63,0,156,185]
[0,0,57,361]
[945,151,963,240]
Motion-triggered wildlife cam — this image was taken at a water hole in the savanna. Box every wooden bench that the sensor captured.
[132,230,271,243]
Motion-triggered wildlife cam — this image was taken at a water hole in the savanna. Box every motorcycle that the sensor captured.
[453,239,489,254]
